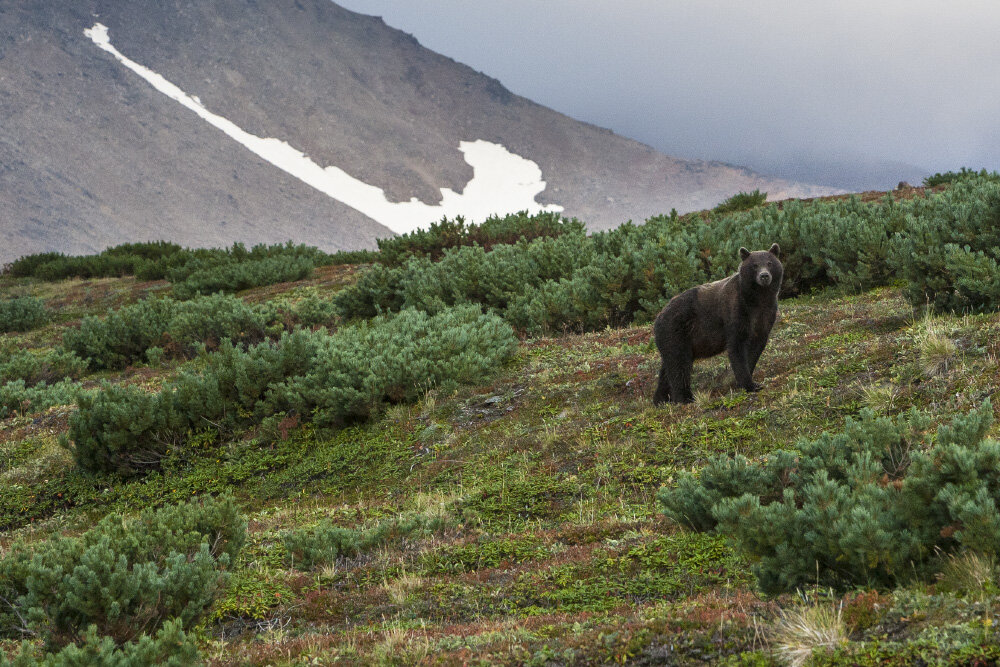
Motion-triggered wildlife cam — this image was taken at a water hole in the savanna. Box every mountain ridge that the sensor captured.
[0,0,839,263]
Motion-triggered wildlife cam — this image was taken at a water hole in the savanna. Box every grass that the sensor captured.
[3,254,1000,663]
[773,602,847,667]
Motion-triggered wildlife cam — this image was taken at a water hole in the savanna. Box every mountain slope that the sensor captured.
[0,0,837,263]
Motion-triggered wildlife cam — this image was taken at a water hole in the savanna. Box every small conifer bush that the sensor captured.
[659,401,1000,593]
[268,306,519,426]
[0,495,244,647]
[0,297,50,333]
[63,294,270,370]
[922,167,1000,187]
[375,211,584,265]
[0,349,88,387]
[68,307,517,476]
[891,178,1000,312]
[0,619,200,666]
[713,189,768,214]
[283,515,440,569]
[0,379,85,419]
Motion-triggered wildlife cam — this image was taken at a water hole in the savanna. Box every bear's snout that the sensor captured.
[756,271,772,286]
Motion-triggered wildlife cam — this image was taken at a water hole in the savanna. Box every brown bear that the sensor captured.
[653,244,783,404]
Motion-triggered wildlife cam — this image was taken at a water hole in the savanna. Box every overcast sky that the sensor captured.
[336,1,1000,190]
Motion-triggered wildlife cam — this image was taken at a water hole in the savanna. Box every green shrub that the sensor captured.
[336,192,920,332]
[268,306,519,427]
[0,379,85,419]
[0,350,88,387]
[63,298,175,370]
[0,495,244,647]
[170,255,314,300]
[0,619,201,666]
[375,211,585,265]
[67,384,181,475]
[0,297,50,333]
[68,307,515,475]
[4,241,327,285]
[713,189,768,214]
[283,515,439,569]
[659,401,1000,593]
[326,248,379,265]
[890,178,1000,312]
[4,242,186,281]
[63,294,270,370]
[923,167,1000,187]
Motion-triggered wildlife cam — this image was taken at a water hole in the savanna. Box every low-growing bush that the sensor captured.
[659,401,1000,593]
[0,349,88,387]
[0,379,85,419]
[0,495,244,647]
[326,248,379,265]
[891,178,1000,312]
[68,307,517,475]
[63,294,270,370]
[923,167,1000,187]
[268,306,519,427]
[0,297,50,333]
[713,189,768,214]
[334,189,924,333]
[376,211,584,265]
[283,515,440,569]
[5,241,327,287]
[4,242,185,281]
[170,255,314,299]
[62,298,175,370]
[0,619,201,666]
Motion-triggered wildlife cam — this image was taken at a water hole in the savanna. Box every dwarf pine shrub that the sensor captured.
[0,618,201,667]
[375,211,584,265]
[63,294,270,370]
[335,191,925,331]
[283,515,441,569]
[890,178,1000,312]
[63,298,176,370]
[0,297,49,333]
[68,307,516,476]
[659,400,1000,593]
[0,495,244,647]
[170,255,314,300]
[4,242,185,281]
[713,189,768,214]
[0,349,88,387]
[0,379,86,419]
[923,167,1000,187]
[267,306,519,427]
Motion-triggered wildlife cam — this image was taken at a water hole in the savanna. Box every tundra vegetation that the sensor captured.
[2,172,1000,664]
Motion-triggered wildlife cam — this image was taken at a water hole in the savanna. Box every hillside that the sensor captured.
[0,0,837,264]
[3,175,1000,664]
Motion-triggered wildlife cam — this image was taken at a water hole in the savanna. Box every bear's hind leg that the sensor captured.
[653,361,671,405]
[666,347,695,404]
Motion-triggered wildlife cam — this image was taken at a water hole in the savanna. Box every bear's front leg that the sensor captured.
[727,339,760,392]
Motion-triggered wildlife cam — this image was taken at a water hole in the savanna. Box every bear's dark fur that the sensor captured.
[653,244,783,404]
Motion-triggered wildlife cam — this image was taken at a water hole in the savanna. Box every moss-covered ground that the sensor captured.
[2,262,1000,665]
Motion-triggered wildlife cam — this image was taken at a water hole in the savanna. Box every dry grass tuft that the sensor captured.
[915,314,958,377]
[936,551,997,601]
[773,602,846,667]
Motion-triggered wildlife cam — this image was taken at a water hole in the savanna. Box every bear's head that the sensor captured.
[738,244,783,291]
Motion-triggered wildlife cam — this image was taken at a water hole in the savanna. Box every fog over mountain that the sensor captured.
[338,1,1000,191]
[1,0,838,263]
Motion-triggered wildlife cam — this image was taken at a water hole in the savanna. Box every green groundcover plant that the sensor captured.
[659,400,1000,593]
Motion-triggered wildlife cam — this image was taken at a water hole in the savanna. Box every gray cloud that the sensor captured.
[335,1,1000,189]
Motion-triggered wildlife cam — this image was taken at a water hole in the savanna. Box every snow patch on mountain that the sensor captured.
[85,23,563,234]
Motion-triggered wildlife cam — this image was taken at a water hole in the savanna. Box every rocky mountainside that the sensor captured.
[0,0,838,263]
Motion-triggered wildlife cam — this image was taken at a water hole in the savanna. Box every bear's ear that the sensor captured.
[769,243,780,257]
[739,247,750,261]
